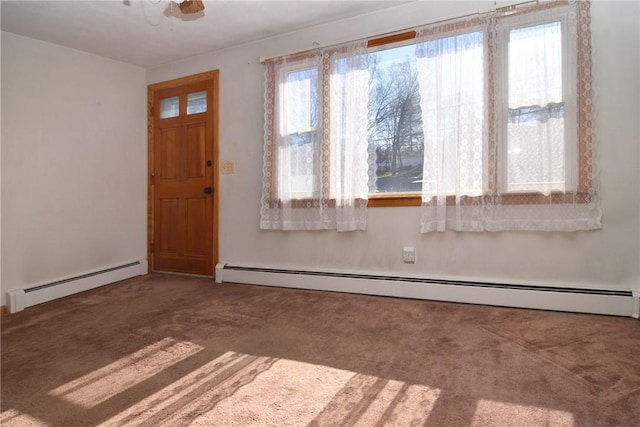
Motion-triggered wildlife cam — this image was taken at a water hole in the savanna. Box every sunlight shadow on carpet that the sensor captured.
[48,338,203,408]
[98,351,273,426]
[0,409,48,426]
[11,327,586,426]
[95,351,442,426]
[310,375,441,426]
[471,399,575,427]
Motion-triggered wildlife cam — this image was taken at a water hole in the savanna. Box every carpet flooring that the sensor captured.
[1,273,639,426]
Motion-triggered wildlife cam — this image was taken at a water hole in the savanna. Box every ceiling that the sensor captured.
[1,0,409,68]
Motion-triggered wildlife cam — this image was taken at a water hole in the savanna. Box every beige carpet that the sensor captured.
[1,273,639,426]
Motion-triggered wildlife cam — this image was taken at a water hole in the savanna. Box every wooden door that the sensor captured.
[151,78,215,276]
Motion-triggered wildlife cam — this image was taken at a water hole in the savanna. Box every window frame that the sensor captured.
[490,1,593,206]
[275,57,322,200]
[495,5,579,196]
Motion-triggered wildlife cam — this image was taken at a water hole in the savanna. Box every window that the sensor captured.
[160,96,179,119]
[276,59,321,199]
[368,43,423,195]
[159,90,208,119]
[187,91,207,115]
[261,1,600,232]
[497,10,578,196]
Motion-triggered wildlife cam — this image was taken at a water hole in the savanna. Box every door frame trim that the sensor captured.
[147,70,220,275]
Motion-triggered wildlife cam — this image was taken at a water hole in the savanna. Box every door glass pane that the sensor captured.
[160,96,179,119]
[187,91,207,115]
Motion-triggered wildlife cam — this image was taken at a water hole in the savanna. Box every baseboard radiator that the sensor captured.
[216,264,639,318]
[6,260,148,314]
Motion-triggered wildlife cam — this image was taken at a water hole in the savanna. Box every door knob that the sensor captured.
[203,187,213,194]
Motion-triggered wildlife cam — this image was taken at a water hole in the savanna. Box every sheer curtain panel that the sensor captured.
[261,41,370,231]
[415,1,601,232]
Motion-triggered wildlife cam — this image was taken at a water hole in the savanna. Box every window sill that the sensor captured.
[368,193,421,207]
[366,192,592,207]
[264,192,592,209]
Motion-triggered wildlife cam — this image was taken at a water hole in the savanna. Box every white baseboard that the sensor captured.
[217,264,636,317]
[6,260,148,314]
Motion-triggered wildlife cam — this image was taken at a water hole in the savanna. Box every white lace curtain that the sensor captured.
[415,1,601,232]
[261,1,600,233]
[260,41,371,231]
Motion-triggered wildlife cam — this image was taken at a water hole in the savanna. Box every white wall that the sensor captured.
[1,32,147,306]
[147,1,640,295]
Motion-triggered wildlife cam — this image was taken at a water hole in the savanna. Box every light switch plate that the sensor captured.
[221,161,235,174]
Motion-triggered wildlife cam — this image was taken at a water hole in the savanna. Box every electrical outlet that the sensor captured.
[402,246,415,263]
[221,161,235,174]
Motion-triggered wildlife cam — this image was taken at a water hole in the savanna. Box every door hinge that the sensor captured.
[150,173,155,185]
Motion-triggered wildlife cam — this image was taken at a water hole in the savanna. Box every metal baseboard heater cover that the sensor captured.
[6,260,148,314]
[217,264,639,318]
